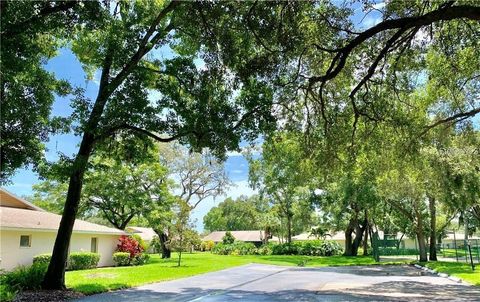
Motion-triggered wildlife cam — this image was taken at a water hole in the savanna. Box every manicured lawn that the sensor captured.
[422,261,480,286]
[66,252,399,294]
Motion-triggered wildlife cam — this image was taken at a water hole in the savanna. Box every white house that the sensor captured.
[0,189,125,270]
[203,230,279,246]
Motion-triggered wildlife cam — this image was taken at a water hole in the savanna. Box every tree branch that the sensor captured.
[420,106,480,137]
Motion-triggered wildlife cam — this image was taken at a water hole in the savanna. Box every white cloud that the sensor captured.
[372,2,386,10]
[362,16,381,28]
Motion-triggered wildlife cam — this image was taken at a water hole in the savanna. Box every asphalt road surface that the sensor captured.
[75,263,480,302]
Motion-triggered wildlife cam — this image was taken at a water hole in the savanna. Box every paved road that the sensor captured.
[75,264,480,302]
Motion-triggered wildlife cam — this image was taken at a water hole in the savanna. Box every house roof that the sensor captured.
[126,226,157,241]
[0,188,45,211]
[0,206,125,235]
[203,230,267,242]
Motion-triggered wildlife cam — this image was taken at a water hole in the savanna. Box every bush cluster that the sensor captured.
[0,262,48,301]
[272,241,343,256]
[113,235,150,266]
[33,252,100,270]
[210,240,343,256]
[211,241,257,255]
[199,240,215,251]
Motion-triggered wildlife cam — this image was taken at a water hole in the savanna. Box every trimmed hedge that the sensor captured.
[33,252,100,270]
[113,252,131,266]
[32,254,51,265]
[68,252,100,270]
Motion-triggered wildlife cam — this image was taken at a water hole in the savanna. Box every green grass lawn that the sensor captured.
[422,261,480,286]
[65,252,393,294]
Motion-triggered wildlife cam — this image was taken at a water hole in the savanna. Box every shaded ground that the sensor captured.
[75,264,479,302]
[14,289,84,302]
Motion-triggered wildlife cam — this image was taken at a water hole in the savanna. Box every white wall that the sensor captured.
[0,230,119,270]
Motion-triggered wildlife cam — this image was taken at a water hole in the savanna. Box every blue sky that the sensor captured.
[4,47,257,231]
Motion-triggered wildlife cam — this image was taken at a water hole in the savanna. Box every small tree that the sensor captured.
[169,200,192,267]
[222,231,235,244]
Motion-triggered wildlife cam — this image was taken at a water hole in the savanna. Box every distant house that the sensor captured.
[293,231,347,247]
[0,189,125,270]
[203,230,273,246]
[126,226,157,252]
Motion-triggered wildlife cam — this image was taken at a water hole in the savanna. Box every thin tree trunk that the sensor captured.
[429,196,437,261]
[286,215,292,244]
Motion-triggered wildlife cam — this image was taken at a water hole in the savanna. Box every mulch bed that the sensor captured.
[13,290,84,302]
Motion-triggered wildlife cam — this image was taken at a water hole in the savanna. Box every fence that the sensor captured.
[371,231,479,269]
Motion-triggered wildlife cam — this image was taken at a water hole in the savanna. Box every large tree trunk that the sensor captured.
[417,231,428,262]
[363,223,369,256]
[159,231,171,258]
[351,218,367,256]
[41,133,95,289]
[344,220,355,256]
[429,196,437,261]
[416,211,428,261]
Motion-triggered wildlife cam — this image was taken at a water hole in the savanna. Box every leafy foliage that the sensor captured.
[200,240,215,252]
[222,231,235,244]
[116,235,144,259]
[0,262,48,291]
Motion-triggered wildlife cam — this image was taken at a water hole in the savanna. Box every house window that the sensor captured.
[91,237,98,253]
[20,235,31,248]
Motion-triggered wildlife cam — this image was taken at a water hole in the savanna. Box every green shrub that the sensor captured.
[319,241,342,256]
[131,234,149,252]
[200,240,215,251]
[222,231,235,244]
[211,241,257,255]
[256,244,273,255]
[0,283,16,302]
[271,240,343,256]
[113,252,131,266]
[0,262,48,292]
[33,254,51,265]
[67,252,100,270]
[132,253,150,266]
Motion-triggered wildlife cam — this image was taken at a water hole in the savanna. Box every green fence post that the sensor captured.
[453,231,458,262]
[476,239,479,263]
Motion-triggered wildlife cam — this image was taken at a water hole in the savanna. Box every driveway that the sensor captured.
[75,264,480,301]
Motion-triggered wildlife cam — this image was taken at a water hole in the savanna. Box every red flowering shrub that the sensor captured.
[116,235,144,259]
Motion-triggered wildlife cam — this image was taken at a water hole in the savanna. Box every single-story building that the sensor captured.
[203,230,275,246]
[0,188,125,270]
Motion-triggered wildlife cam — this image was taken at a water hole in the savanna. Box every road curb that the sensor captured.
[412,263,463,283]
